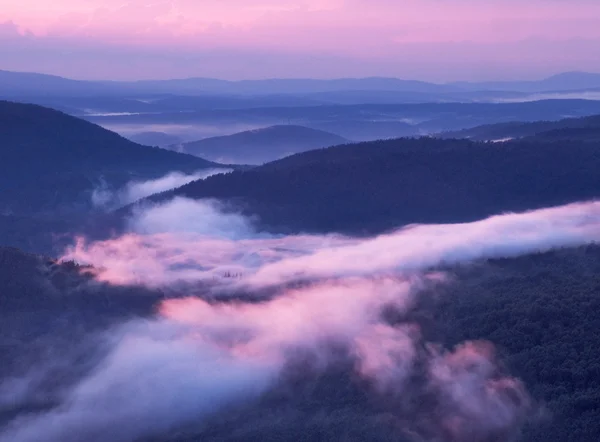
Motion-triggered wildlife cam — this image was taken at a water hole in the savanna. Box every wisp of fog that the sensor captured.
[91,169,230,210]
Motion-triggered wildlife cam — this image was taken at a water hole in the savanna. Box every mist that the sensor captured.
[67,198,600,290]
[8,197,600,441]
[91,169,230,210]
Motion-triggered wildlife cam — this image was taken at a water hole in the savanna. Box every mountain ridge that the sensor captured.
[0,100,223,251]
[3,69,600,97]
[177,125,348,164]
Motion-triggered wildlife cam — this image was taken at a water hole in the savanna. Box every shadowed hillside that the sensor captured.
[0,100,219,215]
[148,137,600,235]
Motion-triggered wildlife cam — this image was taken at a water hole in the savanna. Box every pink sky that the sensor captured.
[0,0,599,80]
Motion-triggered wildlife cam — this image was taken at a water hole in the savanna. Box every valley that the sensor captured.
[2,68,600,442]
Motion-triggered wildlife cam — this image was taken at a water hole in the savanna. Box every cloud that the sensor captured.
[1,1,600,81]
[0,21,25,38]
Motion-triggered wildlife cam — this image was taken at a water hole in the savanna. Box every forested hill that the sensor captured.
[159,137,600,234]
[0,101,219,214]
[178,125,348,164]
[439,114,600,141]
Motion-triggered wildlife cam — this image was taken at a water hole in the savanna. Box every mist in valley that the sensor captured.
[2,2,600,440]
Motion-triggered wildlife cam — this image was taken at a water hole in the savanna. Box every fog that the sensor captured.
[7,197,600,441]
[69,198,600,290]
[91,170,230,210]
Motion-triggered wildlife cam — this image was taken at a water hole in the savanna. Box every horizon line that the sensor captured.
[2,68,599,85]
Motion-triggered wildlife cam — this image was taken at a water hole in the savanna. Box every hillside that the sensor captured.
[152,137,600,235]
[178,125,348,164]
[436,245,600,442]
[0,100,218,215]
[439,114,600,141]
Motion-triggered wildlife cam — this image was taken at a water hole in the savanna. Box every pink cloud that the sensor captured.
[4,0,600,49]
[62,199,600,291]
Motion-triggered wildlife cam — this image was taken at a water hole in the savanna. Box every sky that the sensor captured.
[0,0,599,81]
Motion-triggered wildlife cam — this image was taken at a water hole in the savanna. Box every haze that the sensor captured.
[1,0,600,81]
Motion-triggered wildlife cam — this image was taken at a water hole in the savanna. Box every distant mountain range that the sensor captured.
[3,69,600,98]
[83,99,600,138]
[177,125,348,164]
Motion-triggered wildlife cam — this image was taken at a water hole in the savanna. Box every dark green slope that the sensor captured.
[436,245,600,442]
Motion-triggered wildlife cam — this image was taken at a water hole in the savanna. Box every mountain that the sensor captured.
[142,137,600,235]
[5,69,600,99]
[453,71,600,93]
[302,89,537,105]
[0,70,460,98]
[106,76,462,96]
[0,70,115,98]
[0,100,219,215]
[0,100,227,254]
[85,100,600,134]
[439,114,600,141]
[178,125,348,164]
